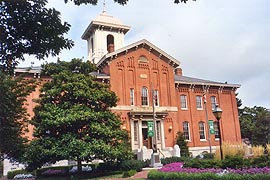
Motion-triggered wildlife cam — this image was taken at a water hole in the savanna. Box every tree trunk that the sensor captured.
[77,158,82,174]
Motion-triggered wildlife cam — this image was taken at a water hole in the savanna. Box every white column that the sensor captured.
[160,120,165,150]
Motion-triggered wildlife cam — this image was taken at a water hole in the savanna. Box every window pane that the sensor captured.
[180,95,187,109]
[211,96,217,110]
[154,90,159,106]
[130,88,134,106]
[141,87,148,105]
[183,121,190,140]
[199,122,206,140]
[196,96,202,109]
[214,121,220,139]
[134,121,138,141]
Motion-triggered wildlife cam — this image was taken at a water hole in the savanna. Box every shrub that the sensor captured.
[176,131,189,157]
[148,170,270,180]
[184,158,221,169]
[120,159,143,171]
[222,155,245,169]
[161,156,188,165]
[36,166,69,177]
[122,169,137,178]
[7,169,33,179]
[96,161,120,172]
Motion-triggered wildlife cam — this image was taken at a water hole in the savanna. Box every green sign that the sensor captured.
[147,121,154,137]
[208,120,215,134]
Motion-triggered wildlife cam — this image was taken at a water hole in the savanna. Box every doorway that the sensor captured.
[142,122,153,149]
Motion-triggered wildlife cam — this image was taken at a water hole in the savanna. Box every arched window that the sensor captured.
[199,121,206,140]
[196,95,203,109]
[107,34,114,53]
[141,87,148,106]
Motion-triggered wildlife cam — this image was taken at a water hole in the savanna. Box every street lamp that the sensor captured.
[212,104,223,160]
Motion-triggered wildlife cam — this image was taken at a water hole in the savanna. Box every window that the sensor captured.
[214,121,220,139]
[134,121,138,142]
[156,121,161,141]
[180,95,187,109]
[211,96,217,110]
[130,88,134,106]
[153,90,159,106]
[141,87,148,106]
[196,96,203,109]
[183,121,190,141]
[199,121,206,140]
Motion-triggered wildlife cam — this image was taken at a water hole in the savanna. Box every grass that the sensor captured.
[35,172,146,180]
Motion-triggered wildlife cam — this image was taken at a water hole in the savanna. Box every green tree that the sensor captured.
[239,106,270,145]
[0,0,73,71]
[24,59,133,172]
[0,72,36,160]
[176,131,189,157]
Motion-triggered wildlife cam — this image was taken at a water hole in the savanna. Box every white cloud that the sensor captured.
[19,0,270,108]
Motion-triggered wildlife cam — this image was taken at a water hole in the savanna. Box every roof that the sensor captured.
[175,75,241,88]
[97,39,181,68]
[81,12,130,40]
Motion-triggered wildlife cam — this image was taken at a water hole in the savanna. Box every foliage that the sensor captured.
[0,0,73,71]
[148,170,270,180]
[184,158,221,169]
[120,159,143,172]
[122,169,137,178]
[221,155,245,169]
[0,71,36,161]
[24,59,133,171]
[175,131,189,157]
[161,156,189,165]
[239,106,270,145]
[7,169,33,179]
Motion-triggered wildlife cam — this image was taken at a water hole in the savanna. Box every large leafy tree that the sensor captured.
[0,72,36,160]
[25,59,133,171]
[0,0,73,71]
[239,106,270,145]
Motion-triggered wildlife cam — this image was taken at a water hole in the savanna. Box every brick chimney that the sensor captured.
[175,67,183,76]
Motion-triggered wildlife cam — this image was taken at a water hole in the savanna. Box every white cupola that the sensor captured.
[81,10,130,64]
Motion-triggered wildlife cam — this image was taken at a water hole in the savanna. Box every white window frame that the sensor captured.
[180,95,188,110]
[199,121,206,141]
[141,87,149,106]
[196,95,203,110]
[211,96,217,110]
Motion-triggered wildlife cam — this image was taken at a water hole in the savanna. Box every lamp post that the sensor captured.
[212,104,223,160]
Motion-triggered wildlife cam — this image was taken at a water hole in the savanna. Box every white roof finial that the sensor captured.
[102,0,106,14]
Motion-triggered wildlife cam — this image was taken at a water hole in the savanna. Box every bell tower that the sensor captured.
[81,8,130,64]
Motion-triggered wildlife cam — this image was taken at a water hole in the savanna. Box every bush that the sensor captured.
[96,161,120,172]
[36,166,69,177]
[7,169,33,179]
[122,169,137,178]
[184,158,221,169]
[147,170,270,180]
[161,156,188,165]
[222,155,245,169]
[120,159,143,171]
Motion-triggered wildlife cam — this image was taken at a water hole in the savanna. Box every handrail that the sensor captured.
[158,148,165,158]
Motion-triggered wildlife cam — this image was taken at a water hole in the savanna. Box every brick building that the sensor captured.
[80,11,242,158]
[17,11,241,160]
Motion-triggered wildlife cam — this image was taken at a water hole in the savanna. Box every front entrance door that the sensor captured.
[142,122,153,149]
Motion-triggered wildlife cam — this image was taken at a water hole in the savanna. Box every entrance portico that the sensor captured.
[129,109,168,152]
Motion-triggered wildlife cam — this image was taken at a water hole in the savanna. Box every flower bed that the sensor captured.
[147,162,270,180]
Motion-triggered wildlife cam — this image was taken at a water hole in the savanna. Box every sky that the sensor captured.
[19,0,270,108]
